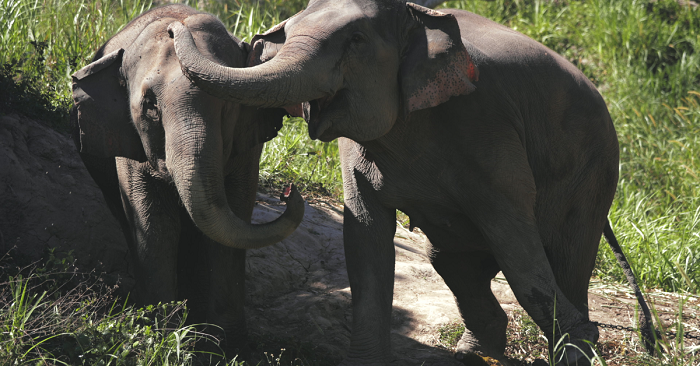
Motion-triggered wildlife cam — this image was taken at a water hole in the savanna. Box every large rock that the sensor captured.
[0,114,131,284]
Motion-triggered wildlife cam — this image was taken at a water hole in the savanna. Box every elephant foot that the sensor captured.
[454,329,511,366]
[338,360,392,366]
[338,353,397,366]
[551,341,594,366]
[454,352,516,366]
[550,321,599,366]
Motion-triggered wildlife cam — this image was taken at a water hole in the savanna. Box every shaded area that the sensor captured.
[0,114,131,288]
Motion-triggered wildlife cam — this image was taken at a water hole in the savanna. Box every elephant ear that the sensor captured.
[400,3,479,114]
[72,49,146,161]
[247,17,290,67]
[247,14,304,117]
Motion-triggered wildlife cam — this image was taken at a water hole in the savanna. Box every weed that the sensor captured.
[437,320,465,350]
[506,309,549,362]
[0,249,232,365]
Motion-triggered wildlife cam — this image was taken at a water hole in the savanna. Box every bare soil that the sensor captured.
[248,195,700,366]
[2,113,698,365]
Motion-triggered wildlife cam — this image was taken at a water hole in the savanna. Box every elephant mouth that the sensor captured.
[304,92,338,141]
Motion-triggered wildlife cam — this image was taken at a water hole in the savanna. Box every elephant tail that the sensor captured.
[603,220,657,354]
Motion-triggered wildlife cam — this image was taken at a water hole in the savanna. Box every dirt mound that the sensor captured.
[0,114,131,285]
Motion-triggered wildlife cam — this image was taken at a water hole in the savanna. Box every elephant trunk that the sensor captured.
[168,21,337,108]
[163,95,304,250]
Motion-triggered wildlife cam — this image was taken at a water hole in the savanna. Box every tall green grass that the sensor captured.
[0,250,245,365]
[1,0,698,292]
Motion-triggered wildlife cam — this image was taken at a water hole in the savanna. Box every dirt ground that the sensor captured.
[247,195,700,366]
[2,113,698,365]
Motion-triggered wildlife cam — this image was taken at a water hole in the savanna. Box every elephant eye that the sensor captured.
[142,91,160,122]
[350,31,368,44]
[145,104,159,121]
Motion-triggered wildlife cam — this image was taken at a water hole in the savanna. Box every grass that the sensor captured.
[437,320,466,350]
[0,249,334,365]
[0,250,235,365]
[1,0,699,364]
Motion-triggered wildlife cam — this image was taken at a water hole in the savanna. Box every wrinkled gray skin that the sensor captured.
[168,1,654,364]
[71,4,304,355]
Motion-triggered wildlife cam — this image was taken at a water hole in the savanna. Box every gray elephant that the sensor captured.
[168,1,654,364]
[71,4,305,356]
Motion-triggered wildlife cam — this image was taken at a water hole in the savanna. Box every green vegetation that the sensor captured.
[0,250,241,365]
[1,0,699,364]
[436,320,466,350]
[0,250,333,365]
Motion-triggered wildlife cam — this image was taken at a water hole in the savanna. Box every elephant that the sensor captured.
[168,1,655,364]
[70,4,305,357]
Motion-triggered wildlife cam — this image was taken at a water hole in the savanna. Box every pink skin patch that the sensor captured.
[407,50,478,113]
[280,183,293,202]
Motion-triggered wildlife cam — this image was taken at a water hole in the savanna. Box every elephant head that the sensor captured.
[168,0,478,143]
[72,6,305,250]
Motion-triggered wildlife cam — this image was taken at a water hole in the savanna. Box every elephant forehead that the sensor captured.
[286,0,379,37]
[123,18,177,67]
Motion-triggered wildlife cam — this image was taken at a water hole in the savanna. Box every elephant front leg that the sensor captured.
[341,175,397,365]
[117,159,181,306]
[204,243,248,356]
[197,159,262,358]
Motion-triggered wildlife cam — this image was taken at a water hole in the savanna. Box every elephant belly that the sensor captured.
[406,209,490,252]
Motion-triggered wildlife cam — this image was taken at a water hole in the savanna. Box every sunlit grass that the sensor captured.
[258,117,343,199]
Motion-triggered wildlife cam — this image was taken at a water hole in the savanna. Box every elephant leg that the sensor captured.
[474,207,598,365]
[470,210,598,365]
[202,147,263,356]
[79,154,136,256]
[117,159,181,305]
[341,173,397,364]
[538,185,611,320]
[458,144,598,364]
[205,241,248,354]
[176,212,207,323]
[542,217,601,321]
[429,249,507,361]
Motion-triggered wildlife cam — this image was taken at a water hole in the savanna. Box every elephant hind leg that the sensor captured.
[538,188,611,320]
[430,248,507,361]
[543,217,601,320]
